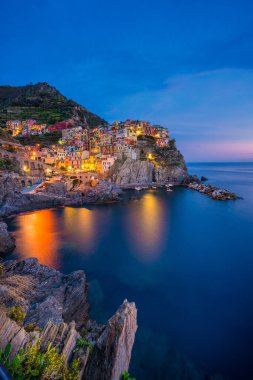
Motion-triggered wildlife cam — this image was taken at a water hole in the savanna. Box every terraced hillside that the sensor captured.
[0,82,107,128]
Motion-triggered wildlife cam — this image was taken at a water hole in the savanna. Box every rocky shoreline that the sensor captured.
[182,176,238,201]
[0,258,137,380]
[0,175,239,222]
[0,174,123,219]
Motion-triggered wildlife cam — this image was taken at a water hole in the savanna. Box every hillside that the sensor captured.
[0,82,107,128]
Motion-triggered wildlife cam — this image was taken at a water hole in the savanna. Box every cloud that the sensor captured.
[104,69,253,161]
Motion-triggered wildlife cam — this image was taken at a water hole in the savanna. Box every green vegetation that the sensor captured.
[8,305,26,324]
[0,341,80,380]
[0,127,15,141]
[170,138,176,147]
[137,135,155,142]
[17,131,62,147]
[24,323,41,333]
[0,157,19,172]
[74,338,93,353]
[0,82,107,128]
[122,369,136,380]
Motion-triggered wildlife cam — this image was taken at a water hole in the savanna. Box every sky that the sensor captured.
[1,0,253,161]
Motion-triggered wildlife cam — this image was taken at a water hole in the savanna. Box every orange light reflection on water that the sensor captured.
[63,207,96,254]
[126,192,167,262]
[15,209,61,268]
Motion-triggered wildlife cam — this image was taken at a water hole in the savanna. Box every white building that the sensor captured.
[101,156,116,173]
[114,143,137,160]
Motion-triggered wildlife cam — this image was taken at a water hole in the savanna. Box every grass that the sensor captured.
[0,273,35,307]
[8,305,26,324]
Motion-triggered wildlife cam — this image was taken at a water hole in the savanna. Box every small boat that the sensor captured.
[152,186,157,189]
[135,187,142,191]
[166,188,173,192]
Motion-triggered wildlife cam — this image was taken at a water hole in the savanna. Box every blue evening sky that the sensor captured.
[1,0,253,161]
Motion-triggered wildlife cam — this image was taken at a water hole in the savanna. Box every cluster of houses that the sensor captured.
[6,119,47,137]
[5,119,170,175]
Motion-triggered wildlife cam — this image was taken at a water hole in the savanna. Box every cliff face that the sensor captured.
[109,139,188,186]
[0,258,137,380]
[109,159,154,185]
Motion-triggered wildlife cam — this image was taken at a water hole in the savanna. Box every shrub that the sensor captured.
[0,158,15,170]
[8,305,26,324]
[75,338,93,353]
[0,263,4,276]
[0,341,80,380]
[24,323,41,333]
[0,274,35,305]
[122,369,136,380]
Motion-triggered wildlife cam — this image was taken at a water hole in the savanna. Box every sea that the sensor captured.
[5,163,253,379]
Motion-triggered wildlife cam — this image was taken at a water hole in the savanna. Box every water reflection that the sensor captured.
[63,207,97,253]
[126,192,168,262]
[14,209,61,268]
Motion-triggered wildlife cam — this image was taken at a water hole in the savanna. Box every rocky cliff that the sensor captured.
[0,258,137,380]
[109,139,187,186]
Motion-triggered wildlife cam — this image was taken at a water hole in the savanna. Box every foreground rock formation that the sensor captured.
[109,139,187,186]
[0,258,137,380]
[0,222,15,254]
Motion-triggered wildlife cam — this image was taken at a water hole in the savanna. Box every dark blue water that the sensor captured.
[6,163,253,380]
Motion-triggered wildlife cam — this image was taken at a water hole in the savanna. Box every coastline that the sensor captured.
[0,177,239,221]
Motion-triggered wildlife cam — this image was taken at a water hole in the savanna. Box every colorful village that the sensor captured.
[3,119,170,181]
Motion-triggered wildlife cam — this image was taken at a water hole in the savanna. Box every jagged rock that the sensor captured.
[84,300,137,380]
[0,259,137,379]
[40,320,79,363]
[3,258,88,328]
[0,310,30,359]
[0,222,15,254]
